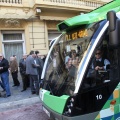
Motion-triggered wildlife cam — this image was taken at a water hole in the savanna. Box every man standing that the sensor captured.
[19,54,29,92]
[26,51,39,95]
[35,51,44,81]
[9,56,20,87]
[0,80,5,92]
[0,53,11,97]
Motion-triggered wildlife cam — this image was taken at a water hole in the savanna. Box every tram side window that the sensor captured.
[75,39,120,115]
[108,49,120,81]
[83,48,109,88]
[83,43,120,89]
[56,39,90,95]
[44,44,65,94]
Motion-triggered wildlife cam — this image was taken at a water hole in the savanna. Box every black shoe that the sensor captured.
[12,85,17,87]
[31,91,36,94]
[36,92,39,95]
[21,89,26,92]
[1,90,5,92]
[7,95,11,97]
[17,83,20,86]
[4,95,11,98]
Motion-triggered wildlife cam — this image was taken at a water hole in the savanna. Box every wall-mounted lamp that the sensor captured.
[80,12,84,15]
[36,8,41,14]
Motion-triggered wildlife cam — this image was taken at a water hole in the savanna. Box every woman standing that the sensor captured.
[9,56,20,87]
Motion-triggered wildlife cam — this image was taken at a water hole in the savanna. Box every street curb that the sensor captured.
[0,97,41,112]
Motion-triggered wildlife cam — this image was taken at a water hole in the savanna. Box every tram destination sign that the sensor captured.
[66,28,88,41]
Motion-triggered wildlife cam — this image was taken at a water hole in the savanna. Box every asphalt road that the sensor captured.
[0,103,49,120]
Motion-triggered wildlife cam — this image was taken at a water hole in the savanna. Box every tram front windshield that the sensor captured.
[43,23,98,96]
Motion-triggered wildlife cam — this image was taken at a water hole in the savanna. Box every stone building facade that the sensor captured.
[0,0,112,62]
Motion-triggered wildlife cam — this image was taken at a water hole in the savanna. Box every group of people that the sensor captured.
[0,50,45,98]
[65,50,79,69]
[24,50,44,95]
[65,47,110,87]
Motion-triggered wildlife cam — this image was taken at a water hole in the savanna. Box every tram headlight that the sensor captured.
[70,98,74,102]
[64,97,76,116]
[70,103,73,107]
[68,108,72,113]
[67,105,71,108]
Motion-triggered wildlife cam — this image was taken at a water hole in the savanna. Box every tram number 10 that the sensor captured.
[96,94,102,100]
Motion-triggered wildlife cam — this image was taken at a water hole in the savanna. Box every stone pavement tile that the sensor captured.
[0,103,49,120]
[0,97,40,112]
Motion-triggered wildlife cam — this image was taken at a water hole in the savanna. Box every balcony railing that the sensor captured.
[0,0,22,4]
[0,0,113,8]
[42,0,112,8]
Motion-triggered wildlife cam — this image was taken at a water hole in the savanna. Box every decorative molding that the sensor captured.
[23,8,30,14]
[3,13,20,19]
[0,11,32,19]
[0,18,28,28]
[5,19,20,27]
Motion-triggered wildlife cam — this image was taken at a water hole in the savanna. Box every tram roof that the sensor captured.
[57,0,120,32]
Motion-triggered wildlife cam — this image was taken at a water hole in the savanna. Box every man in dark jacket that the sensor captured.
[0,53,11,97]
[19,54,29,92]
[92,49,110,70]
[35,51,44,81]
[90,48,110,85]
[26,51,40,95]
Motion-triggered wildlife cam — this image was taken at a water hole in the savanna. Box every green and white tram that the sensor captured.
[40,0,120,119]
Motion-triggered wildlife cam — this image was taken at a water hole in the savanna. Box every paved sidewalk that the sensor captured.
[0,73,40,111]
[0,103,49,120]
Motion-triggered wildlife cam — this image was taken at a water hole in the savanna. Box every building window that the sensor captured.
[3,33,22,41]
[2,31,25,63]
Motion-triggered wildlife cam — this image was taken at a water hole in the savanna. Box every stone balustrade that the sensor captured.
[0,0,22,4]
[42,0,112,8]
[0,0,113,8]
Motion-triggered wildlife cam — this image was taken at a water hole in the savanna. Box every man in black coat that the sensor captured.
[35,51,44,81]
[19,54,29,92]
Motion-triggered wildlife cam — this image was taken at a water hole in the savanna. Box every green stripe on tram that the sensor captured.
[43,91,69,114]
